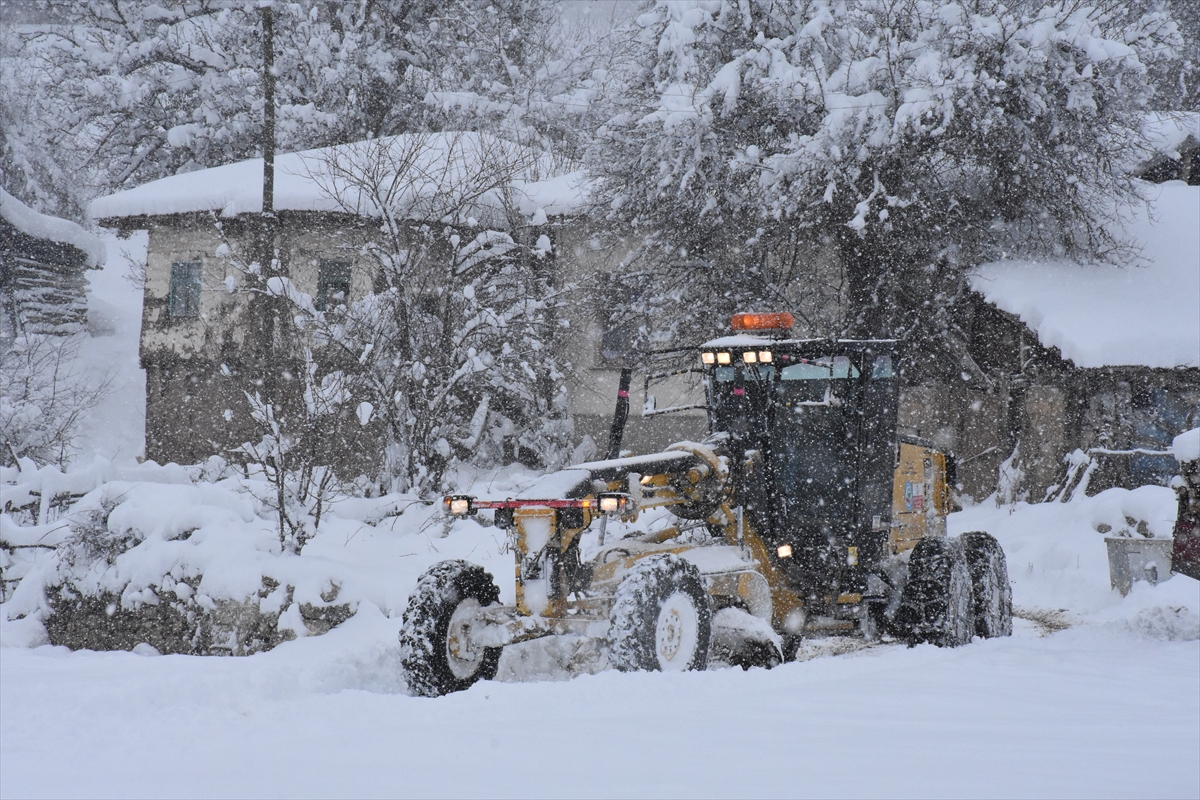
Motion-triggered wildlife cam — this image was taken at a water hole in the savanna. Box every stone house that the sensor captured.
[89,133,701,468]
[910,179,1200,501]
[1,188,105,339]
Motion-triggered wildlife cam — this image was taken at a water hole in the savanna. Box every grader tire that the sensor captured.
[399,560,502,697]
[901,537,976,647]
[608,554,711,672]
[962,532,1013,638]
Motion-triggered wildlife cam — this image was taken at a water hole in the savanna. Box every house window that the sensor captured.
[317,260,352,311]
[169,261,202,317]
[600,277,642,364]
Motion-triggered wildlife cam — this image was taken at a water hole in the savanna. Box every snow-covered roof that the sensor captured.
[89,132,590,226]
[1,188,106,268]
[1143,112,1200,160]
[970,181,1200,369]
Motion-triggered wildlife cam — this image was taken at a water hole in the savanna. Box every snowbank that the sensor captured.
[951,486,1197,637]
[0,459,547,650]
[970,181,1200,368]
[0,188,106,268]
[89,133,588,226]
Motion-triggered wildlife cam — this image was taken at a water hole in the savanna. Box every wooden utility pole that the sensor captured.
[261,1,275,219]
[253,0,285,392]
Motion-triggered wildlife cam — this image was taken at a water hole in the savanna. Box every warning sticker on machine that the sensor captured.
[904,481,926,511]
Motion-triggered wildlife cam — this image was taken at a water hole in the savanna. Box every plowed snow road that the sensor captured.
[2,612,1196,799]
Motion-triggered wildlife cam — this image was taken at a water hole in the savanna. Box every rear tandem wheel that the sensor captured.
[899,536,976,647]
[961,531,1013,638]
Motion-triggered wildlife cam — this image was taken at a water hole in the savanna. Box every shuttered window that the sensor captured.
[317,260,352,311]
[169,261,202,317]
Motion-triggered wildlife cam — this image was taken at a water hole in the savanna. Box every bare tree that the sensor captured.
[236,349,348,553]
[1,333,108,467]
[288,132,574,494]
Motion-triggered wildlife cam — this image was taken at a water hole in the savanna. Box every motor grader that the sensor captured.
[399,313,1012,697]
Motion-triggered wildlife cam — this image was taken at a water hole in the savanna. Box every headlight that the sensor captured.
[777,544,793,558]
[701,351,716,365]
[716,352,731,365]
[598,493,628,514]
[758,350,773,363]
[742,351,757,364]
[444,495,474,516]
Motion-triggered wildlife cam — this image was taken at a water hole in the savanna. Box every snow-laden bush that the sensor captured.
[2,463,362,654]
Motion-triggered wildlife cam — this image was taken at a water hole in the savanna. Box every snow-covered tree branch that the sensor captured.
[590,0,1182,359]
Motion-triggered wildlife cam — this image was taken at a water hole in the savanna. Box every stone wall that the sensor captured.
[0,219,92,338]
[898,382,1013,502]
[137,213,386,470]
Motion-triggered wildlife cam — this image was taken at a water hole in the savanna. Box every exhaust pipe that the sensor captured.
[604,368,633,460]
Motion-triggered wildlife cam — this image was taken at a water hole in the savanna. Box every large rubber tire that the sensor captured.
[901,537,976,647]
[399,560,502,697]
[961,531,1013,638]
[608,554,712,672]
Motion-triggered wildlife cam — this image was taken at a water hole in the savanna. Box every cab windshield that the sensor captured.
[776,356,859,404]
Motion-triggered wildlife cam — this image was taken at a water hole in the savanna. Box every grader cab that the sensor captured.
[399,313,1012,697]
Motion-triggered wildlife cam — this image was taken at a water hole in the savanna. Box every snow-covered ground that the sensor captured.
[75,230,148,463]
[2,234,1197,798]
[2,480,1197,798]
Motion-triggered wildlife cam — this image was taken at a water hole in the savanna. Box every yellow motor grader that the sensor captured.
[399,313,1012,696]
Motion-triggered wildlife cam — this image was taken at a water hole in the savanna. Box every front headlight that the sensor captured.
[444,495,473,516]
[777,544,793,558]
[701,351,716,365]
[742,351,758,364]
[716,351,731,365]
[758,350,773,363]
[598,493,628,514]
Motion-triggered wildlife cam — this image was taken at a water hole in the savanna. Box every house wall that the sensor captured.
[554,224,709,457]
[138,214,378,467]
